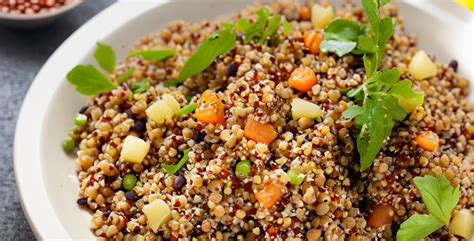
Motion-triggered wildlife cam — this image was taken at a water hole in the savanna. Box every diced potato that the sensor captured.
[311,4,334,29]
[398,98,419,113]
[450,209,473,239]
[408,50,437,80]
[162,94,180,113]
[142,199,171,233]
[120,136,150,164]
[146,100,173,124]
[291,98,323,120]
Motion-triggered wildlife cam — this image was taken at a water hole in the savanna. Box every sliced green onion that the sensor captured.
[62,137,76,153]
[122,174,138,190]
[162,149,191,175]
[74,114,88,126]
[235,160,251,176]
[136,181,143,187]
[287,169,304,185]
[175,104,197,116]
[313,117,322,123]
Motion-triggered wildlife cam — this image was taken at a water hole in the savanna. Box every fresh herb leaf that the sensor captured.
[67,65,116,96]
[128,49,175,62]
[177,28,236,83]
[283,20,291,36]
[323,19,367,41]
[320,40,357,57]
[161,149,191,175]
[413,175,461,224]
[116,67,135,84]
[320,19,367,56]
[236,8,288,45]
[131,79,150,94]
[163,79,180,87]
[175,104,197,116]
[397,175,460,241]
[94,42,116,73]
[396,214,445,241]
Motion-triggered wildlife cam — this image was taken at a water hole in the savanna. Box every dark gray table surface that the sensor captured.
[0,1,115,239]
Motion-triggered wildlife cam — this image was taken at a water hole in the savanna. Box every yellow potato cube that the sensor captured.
[408,50,438,80]
[450,209,473,239]
[143,199,171,233]
[398,98,419,113]
[311,4,334,29]
[291,98,323,120]
[162,94,180,113]
[146,100,173,124]
[120,136,150,164]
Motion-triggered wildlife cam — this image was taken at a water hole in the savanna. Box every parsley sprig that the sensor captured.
[341,0,424,171]
[397,175,460,241]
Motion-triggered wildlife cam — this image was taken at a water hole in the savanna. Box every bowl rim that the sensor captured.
[13,0,473,240]
[0,0,83,20]
[13,1,162,239]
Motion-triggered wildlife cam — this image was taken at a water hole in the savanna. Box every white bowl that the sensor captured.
[14,0,474,240]
[0,0,83,29]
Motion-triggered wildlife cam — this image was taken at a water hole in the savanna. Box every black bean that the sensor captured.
[193,130,205,143]
[76,197,88,205]
[78,106,88,114]
[226,62,238,77]
[173,176,186,190]
[102,210,112,217]
[125,191,139,201]
[448,60,458,72]
[134,120,146,134]
[124,109,136,120]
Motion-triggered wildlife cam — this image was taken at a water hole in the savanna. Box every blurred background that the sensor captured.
[0,0,115,239]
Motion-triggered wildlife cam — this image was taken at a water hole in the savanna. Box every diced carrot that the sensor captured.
[303,31,323,54]
[195,90,225,124]
[288,67,318,92]
[416,131,439,151]
[299,6,311,21]
[368,205,393,228]
[244,119,277,144]
[255,182,286,208]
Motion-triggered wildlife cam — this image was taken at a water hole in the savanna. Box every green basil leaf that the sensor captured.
[116,67,135,84]
[396,214,445,241]
[175,104,197,116]
[94,42,116,73]
[413,175,461,224]
[161,149,191,175]
[128,49,175,62]
[320,40,357,57]
[131,79,150,94]
[178,28,236,83]
[67,65,116,96]
[323,19,366,42]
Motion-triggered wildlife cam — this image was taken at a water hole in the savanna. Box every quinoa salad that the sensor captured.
[63,0,474,240]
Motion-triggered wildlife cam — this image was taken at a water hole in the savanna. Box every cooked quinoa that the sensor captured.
[69,1,473,240]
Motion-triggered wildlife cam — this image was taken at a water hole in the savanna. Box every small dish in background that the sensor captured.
[0,0,83,29]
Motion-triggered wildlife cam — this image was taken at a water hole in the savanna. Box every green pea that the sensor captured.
[74,114,88,126]
[122,174,138,190]
[287,169,304,185]
[62,137,76,153]
[235,160,251,176]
